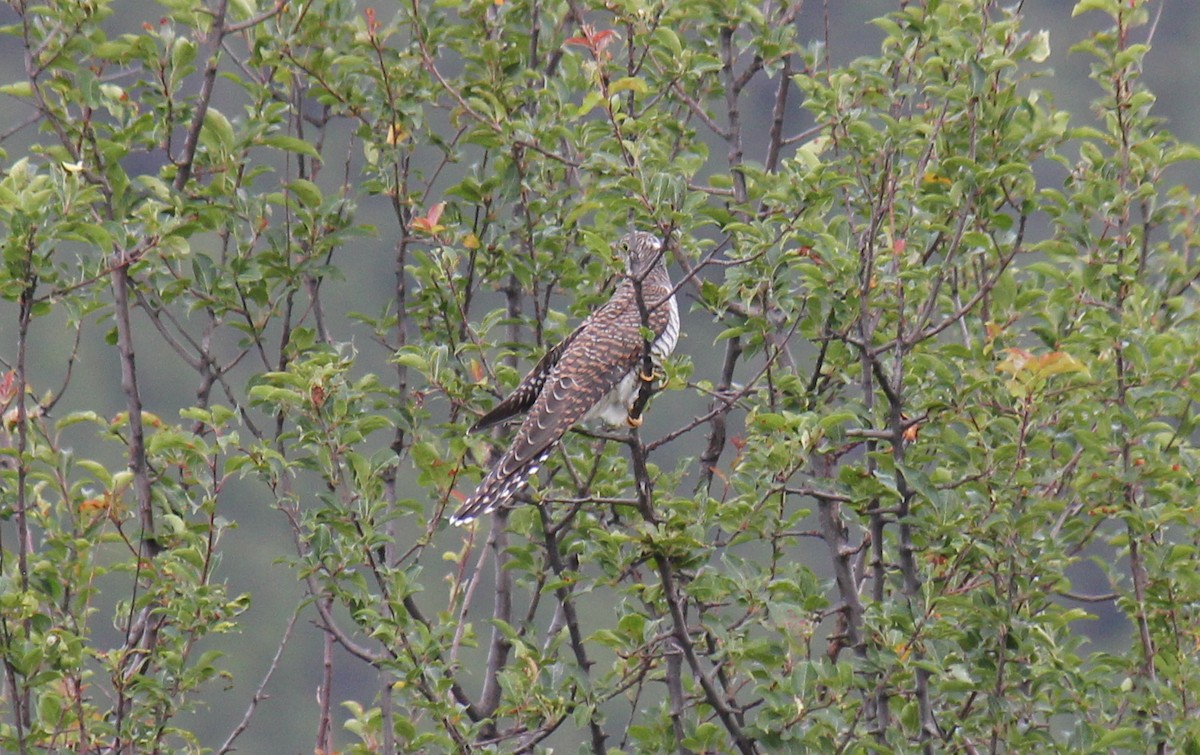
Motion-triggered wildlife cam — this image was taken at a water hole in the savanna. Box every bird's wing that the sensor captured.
[469,329,580,433]
[452,283,672,523]
[508,282,675,456]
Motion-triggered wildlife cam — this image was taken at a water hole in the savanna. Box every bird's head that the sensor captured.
[616,231,666,280]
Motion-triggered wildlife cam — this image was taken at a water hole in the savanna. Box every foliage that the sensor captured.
[0,0,1198,752]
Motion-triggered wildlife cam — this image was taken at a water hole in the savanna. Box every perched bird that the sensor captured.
[451,231,680,525]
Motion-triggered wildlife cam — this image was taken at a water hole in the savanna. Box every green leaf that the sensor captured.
[76,460,113,486]
[0,82,32,98]
[1027,29,1051,63]
[654,27,683,58]
[261,134,321,159]
[57,411,103,429]
[229,0,257,20]
[286,179,322,207]
[1072,0,1115,18]
[200,108,235,152]
[609,77,648,96]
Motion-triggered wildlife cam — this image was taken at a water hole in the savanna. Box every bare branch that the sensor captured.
[218,608,301,754]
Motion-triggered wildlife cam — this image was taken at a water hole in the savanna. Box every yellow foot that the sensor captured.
[639,370,657,383]
[626,413,644,428]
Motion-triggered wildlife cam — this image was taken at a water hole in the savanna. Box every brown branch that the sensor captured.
[537,507,608,754]
[816,476,865,662]
[398,595,483,723]
[670,80,730,139]
[1057,591,1119,604]
[1,235,37,751]
[224,0,287,34]
[695,335,742,493]
[315,596,334,754]
[627,428,757,755]
[131,289,205,371]
[719,26,748,205]
[664,637,697,755]
[764,54,792,173]
[477,512,513,737]
[902,214,1027,351]
[110,257,161,562]
[174,0,230,190]
[647,314,802,453]
[218,608,300,754]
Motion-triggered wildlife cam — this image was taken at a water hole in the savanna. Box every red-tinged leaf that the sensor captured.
[0,370,14,403]
[996,347,1033,376]
[565,25,618,55]
[590,29,617,51]
[310,383,326,408]
[411,202,447,234]
[1033,351,1089,379]
[79,495,110,514]
[792,246,824,265]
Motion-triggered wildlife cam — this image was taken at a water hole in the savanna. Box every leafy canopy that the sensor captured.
[0,0,1198,752]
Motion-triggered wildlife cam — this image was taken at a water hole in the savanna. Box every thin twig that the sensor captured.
[218,608,301,754]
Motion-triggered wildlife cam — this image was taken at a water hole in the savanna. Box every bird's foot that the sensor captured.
[639,369,657,383]
[626,412,644,428]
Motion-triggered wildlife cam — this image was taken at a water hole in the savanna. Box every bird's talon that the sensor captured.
[627,413,644,428]
[639,370,656,383]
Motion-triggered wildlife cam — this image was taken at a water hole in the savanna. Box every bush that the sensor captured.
[1,0,1198,751]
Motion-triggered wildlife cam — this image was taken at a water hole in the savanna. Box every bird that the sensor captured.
[451,231,680,525]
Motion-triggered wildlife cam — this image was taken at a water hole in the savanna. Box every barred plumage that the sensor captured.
[451,232,679,525]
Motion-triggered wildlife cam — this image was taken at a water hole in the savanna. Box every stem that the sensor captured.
[315,595,334,753]
[719,26,747,205]
[664,637,696,755]
[1,238,36,752]
[110,254,164,748]
[696,335,742,493]
[218,609,300,754]
[538,509,607,755]
[111,263,159,560]
[628,430,757,755]
[174,0,230,190]
[477,513,513,737]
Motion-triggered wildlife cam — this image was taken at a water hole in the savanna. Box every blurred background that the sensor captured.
[1,1,1198,751]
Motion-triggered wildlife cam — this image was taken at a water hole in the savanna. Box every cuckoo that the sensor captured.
[451,231,680,525]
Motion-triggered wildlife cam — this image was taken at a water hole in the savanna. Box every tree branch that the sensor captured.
[174,0,230,190]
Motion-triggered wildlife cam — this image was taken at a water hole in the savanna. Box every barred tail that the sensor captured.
[450,449,550,525]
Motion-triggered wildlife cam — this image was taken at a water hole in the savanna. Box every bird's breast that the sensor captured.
[652,294,680,360]
[583,369,640,426]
